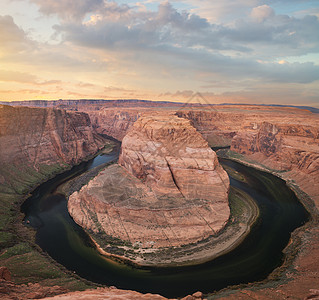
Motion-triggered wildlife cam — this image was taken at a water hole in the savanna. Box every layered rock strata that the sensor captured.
[68,114,230,264]
[89,108,144,140]
[0,104,105,195]
[0,105,104,166]
[231,120,319,207]
[87,105,315,149]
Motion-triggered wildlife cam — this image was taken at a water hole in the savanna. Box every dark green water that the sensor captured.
[21,151,309,298]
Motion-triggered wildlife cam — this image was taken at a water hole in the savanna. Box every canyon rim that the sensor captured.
[0,101,318,300]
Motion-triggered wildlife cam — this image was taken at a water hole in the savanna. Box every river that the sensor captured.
[21,147,309,298]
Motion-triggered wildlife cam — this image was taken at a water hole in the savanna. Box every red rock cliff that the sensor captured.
[119,114,230,202]
[0,105,105,193]
[231,120,319,207]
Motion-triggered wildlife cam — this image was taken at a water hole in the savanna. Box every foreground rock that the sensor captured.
[40,288,175,300]
[69,114,230,265]
[40,288,206,300]
[0,266,68,300]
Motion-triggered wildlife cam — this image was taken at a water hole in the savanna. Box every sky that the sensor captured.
[0,0,319,107]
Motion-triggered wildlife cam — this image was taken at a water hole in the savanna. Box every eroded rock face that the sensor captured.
[39,287,174,300]
[0,105,105,194]
[119,114,230,203]
[231,120,319,207]
[0,105,104,166]
[68,114,230,263]
[89,108,143,140]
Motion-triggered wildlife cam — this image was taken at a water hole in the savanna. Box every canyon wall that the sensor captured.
[87,107,239,145]
[231,120,319,208]
[88,108,143,140]
[0,104,106,226]
[87,105,316,148]
[0,104,109,297]
[0,105,105,193]
[0,105,105,167]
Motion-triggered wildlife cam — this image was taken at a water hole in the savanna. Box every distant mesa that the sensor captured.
[68,113,230,265]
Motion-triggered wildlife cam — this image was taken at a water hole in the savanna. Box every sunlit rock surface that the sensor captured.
[69,114,230,257]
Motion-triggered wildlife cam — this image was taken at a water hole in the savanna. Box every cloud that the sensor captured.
[54,2,218,52]
[159,90,195,99]
[0,70,38,84]
[52,1,319,59]
[30,0,105,21]
[48,0,319,87]
[174,0,260,22]
[0,15,35,53]
[0,69,63,86]
[160,81,319,108]
[2,1,318,106]
[251,4,275,22]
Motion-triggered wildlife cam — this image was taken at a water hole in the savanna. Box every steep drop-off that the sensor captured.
[2,101,319,299]
[119,114,230,204]
[87,105,316,148]
[231,120,319,207]
[68,114,230,266]
[0,104,108,295]
[89,108,143,140]
[0,104,105,195]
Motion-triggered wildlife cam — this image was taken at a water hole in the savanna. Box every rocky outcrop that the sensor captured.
[68,114,230,265]
[231,120,319,207]
[0,267,11,281]
[119,114,230,204]
[87,105,316,149]
[0,104,105,166]
[0,104,105,195]
[40,289,172,300]
[88,108,143,140]
[0,279,68,300]
[40,288,205,300]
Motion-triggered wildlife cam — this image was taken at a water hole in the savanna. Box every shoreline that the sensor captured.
[82,196,259,268]
[0,144,118,291]
[9,146,314,297]
[67,160,260,267]
[210,149,317,299]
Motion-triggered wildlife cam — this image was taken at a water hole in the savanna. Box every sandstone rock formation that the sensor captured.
[68,114,230,265]
[0,104,105,195]
[119,114,230,205]
[2,100,319,299]
[40,288,205,300]
[89,108,143,140]
[231,120,319,207]
[39,287,175,300]
[86,105,316,150]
